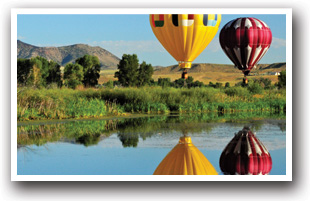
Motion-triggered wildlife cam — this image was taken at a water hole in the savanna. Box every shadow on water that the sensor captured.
[17,111,285,148]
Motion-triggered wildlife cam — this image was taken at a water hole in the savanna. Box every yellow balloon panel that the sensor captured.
[153,136,218,175]
[150,14,221,69]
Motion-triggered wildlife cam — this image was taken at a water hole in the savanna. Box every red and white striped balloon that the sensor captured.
[220,127,272,175]
[219,17,272,75]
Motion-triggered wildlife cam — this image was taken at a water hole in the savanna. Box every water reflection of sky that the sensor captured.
[131,123,286,151]
[17,120,286,175]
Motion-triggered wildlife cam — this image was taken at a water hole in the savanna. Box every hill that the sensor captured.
[17,40,120,69]
[98,62,285,84]
[154,63,286,74]
[152,62,286,85]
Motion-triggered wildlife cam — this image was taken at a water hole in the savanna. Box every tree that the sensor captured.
[208,82,215,88]
[149,78,156,86]
[186,76,194,85]
[158,78,171,87]
[18,57,62,87]
[137,61,154,86]
[34,56,50,86]
[114,54,139,87]
[46,60,62,87]
[215,82,223,88]
[253,78,272,89]
[25,57,45,88]
[63,63,84,89]
[225,82,230,88]
[75,55,101,87]
[247,81,263,94]
[17,57,48,87]
[191,80,204,88]
[276,70,286,89]
[173,78,186,88]
[17,58,32,85]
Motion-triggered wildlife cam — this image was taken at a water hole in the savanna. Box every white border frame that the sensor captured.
[11,8,292,181]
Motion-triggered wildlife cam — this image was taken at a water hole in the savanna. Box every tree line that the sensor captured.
[17,55,101,89]
[17,54,154,89]
[17,56,62,88]
[17,53,286,90]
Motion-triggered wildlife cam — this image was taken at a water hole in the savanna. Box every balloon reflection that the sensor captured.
[220,126,272,175]
[154,136,218,175]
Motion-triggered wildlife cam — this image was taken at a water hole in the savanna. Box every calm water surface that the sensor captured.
[17,114,286,175]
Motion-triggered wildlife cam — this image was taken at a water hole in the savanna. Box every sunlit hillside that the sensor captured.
[99,62,286,85]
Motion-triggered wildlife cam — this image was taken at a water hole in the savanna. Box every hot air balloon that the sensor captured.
[150,14,221,79]
[219,17,272,84]
[219,127,272,175]
[153,136,218,175]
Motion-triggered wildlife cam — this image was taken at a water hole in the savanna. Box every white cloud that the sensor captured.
[91,40,166,57]
[272,37,286,48]
[17,35,26,40]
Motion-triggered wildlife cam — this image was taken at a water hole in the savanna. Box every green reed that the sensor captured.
[17,86,286,121]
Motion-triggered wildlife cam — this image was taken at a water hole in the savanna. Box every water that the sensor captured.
[17,113,286,175]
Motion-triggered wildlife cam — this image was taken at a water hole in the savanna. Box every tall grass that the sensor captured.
[17,87,123,121]
[17,86,286,121]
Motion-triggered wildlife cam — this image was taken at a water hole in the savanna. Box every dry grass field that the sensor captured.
[97,63,285,85]
[152,72,280,85]
[98,69,118,84]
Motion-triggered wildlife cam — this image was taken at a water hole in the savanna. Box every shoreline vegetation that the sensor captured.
[17,86,286,122]
[17,54,286,122]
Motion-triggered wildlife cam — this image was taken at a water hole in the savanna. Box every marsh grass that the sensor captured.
[17,86,286,121]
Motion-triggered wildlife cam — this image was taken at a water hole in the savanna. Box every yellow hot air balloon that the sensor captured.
[153,136,218,175]
[150,14,221,79]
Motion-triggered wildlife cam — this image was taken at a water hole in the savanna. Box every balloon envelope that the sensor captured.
[219,17,272,75]
[153,136,218,175]
[220,127,272,175]
[150,14,221,69]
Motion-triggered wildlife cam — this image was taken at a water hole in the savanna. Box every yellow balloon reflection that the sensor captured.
[153,136,218,175]
[150,14,221,78]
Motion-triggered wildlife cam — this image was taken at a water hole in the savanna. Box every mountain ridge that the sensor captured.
[17,40,286,75]
[17,40,120,69]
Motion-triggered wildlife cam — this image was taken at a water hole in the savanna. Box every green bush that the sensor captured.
[247,81,263,94]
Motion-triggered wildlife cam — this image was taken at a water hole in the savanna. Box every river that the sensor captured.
[17,113,286,175]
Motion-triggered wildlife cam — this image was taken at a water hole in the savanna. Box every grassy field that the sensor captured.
[98,68,282,85]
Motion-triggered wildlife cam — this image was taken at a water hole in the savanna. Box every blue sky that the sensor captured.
[17,14,286,66]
